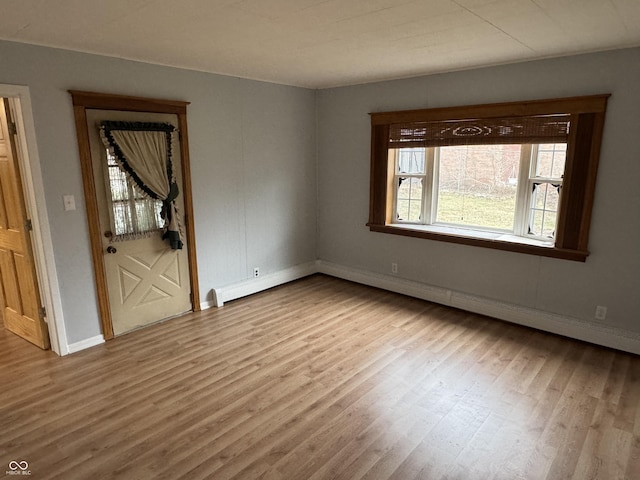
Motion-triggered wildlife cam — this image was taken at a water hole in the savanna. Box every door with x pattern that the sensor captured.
[86,109,191,336]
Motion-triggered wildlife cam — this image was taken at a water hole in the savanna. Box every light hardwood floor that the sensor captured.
[1,274,639,479]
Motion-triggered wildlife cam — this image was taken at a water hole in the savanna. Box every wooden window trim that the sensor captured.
[368,95,610,262]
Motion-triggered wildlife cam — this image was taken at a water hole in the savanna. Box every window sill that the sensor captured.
[367,223,589,261]
[392,223,555,247]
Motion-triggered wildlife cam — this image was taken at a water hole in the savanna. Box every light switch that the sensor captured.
[63,194,76,211]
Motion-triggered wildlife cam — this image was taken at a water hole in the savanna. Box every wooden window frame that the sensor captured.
[368,95,610,262]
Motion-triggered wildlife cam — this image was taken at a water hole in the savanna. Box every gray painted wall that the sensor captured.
[1,38,638,347]
[0,40,317,344]
[317,47,640,333]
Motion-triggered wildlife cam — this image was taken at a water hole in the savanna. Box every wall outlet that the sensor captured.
[595,305,607,320]
[253,267,260,278]
[391,262,398,274]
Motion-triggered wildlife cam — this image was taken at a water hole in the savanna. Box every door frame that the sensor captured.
[70,91,200,340]
[0,84,67,355]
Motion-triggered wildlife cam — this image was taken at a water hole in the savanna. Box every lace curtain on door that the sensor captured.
[100,121,183,249]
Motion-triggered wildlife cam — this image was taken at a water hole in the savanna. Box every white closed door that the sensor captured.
[86,109,191,336]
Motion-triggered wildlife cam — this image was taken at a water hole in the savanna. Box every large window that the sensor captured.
[368,95,609,261]
[393,142,565,241]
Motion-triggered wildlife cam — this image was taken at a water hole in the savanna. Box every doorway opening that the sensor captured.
[0,84,66,354]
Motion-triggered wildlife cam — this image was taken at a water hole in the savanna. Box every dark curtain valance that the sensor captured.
[100,121,183,249]
[388,114,571,148]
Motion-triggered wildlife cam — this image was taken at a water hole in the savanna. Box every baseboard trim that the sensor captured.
[194,259,640,355]
[67,334,105,354]
[317,260,640,355]
[208,261,318,308]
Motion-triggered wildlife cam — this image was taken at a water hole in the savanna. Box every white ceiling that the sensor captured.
[1,0,639,88]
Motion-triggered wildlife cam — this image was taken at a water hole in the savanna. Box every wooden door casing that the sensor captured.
[70,91,200,340]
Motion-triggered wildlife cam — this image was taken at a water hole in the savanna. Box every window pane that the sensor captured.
[112,201,133,236]
[135,199,163,232]
[535,143,566,179]
[532,182,560,211]
[397,149,425,174]
[529,182,560,238]
[396,177,423,222]
[436,144,521,230]
[543,211,557,237]
[529,209,558,238]
[108,166,129,201]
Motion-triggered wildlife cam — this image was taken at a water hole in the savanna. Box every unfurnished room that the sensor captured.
[0,1,639,479]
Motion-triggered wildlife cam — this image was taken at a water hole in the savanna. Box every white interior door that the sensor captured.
[86,110,191,335]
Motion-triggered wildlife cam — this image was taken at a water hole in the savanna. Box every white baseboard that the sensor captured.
[59,261,640,355]
[317,260,640,355]
[317,260,452,305]
[67,334,105,354]
[207,261,318,308]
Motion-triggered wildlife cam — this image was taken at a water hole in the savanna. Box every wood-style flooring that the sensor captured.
[1,274,639,479]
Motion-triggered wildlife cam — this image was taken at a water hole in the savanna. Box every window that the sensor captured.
[392,142,566,241]
[105,150,163,238]
[368,95,609,261]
